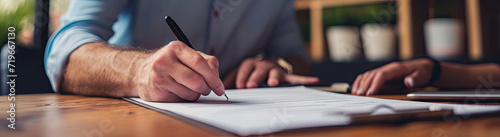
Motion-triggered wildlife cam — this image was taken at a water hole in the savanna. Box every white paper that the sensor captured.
[129,86,500,136]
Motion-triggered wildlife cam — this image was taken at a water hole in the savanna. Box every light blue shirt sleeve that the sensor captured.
[44,0,129,92]
[265,1,308,59]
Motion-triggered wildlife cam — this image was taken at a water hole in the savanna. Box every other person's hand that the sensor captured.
[135,41,225,102]
[223,58,319,89]
[351,59,433,96]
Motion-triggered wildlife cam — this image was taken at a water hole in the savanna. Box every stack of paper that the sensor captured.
[127,86,500,136]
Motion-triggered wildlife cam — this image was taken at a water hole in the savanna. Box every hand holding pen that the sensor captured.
[164,16,228,101]
[132,16,226,102]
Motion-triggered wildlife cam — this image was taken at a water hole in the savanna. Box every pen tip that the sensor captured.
[224,93,229,101]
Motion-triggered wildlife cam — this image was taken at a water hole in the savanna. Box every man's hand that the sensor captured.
[223,58,319,89]
[134,41,225,102]
[351,59,433,96]
[63,41,320,102]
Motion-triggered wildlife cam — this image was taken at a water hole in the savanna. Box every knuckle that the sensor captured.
[207,56,218,62]
[256,61,272,70]
[152,56,170,71]
[169,41,184,47]
[374,72,386,81]
[364,71,372,75]
[191,55,206,68]
[376,71,387,76]
[374,71,389,82]
[243,58,255,64]
[196,51,205,55]
[387,62,402,68]
[165,41,181,52]
[207,56,219,66]
[189,76,208,91]
[262,61,273,68]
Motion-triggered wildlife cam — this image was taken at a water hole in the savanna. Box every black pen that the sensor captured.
[165,16,194,49]
[164,16,229,101]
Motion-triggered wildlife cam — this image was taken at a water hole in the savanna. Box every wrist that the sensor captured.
[417,57,441,87]
[129,52,154,97]
[415,58,434,71]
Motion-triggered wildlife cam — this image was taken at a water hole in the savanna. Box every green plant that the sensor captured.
[323,2,397,27]
[0,0,34,46]
[323,6,351,27]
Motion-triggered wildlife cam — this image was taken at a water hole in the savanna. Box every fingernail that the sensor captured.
[248,82,257,88]
[367,89,373,95]
[356,89,363,95]
[407,77,415,88]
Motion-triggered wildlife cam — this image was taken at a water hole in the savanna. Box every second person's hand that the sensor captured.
[351,59,434,96]
[223,58,320,89]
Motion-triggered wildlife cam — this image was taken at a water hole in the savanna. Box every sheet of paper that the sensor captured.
[128,86,500,136]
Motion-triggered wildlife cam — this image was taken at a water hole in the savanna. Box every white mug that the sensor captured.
[424,18,465,59]
[361,23,396,61]
[326,26,362,62]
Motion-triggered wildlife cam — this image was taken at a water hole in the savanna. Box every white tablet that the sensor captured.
[407,90,500,102]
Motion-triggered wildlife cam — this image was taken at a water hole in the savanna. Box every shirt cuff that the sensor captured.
[45,27,104,92]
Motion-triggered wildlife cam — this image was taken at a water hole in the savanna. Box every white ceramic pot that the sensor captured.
[326,26,362,62]
[424,18,465,59]
[361,23,396,61]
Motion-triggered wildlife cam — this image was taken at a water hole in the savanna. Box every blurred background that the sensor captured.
[295,0,500,85]
[1,0,499,94]
[0,0,68,94]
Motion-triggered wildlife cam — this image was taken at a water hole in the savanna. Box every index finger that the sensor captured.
[283,74,320,85]
[167,41,225,96]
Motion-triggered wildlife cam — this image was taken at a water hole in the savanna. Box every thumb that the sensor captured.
[404,70,428,88]
[283,74,320,85]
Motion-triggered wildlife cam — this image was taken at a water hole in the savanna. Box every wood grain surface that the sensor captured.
[1,93,499,137]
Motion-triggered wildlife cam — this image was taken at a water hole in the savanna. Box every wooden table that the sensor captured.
[1,93,500,137]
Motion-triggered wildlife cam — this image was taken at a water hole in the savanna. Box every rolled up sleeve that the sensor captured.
[44,0,128,92]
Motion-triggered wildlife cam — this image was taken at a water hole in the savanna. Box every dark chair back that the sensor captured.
[1,0,53,95]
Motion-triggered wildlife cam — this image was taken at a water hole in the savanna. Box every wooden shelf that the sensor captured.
[466,0,482,60]
[295,0,412,62]
[295,0,490,62]
[295,0,394,10]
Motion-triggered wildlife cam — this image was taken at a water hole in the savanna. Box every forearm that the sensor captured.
[61,42,150,97]
[433,62,500,89]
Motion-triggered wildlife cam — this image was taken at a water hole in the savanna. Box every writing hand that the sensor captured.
[135,41,224,102]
